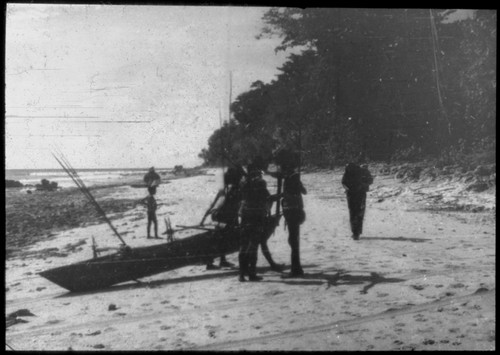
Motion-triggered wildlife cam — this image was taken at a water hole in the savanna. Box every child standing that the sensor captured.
[140,186,159,239]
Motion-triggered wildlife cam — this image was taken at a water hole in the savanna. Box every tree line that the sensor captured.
[199,8,496,168]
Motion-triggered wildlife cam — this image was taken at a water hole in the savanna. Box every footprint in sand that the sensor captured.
[46,319,61,325]
[414,314,427,322]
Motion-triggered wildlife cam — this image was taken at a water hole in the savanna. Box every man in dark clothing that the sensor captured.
[277,151,307,278]
[144,167,161,195]
[238,162,275,282]
[201,167,243,269]
[342,163,374,240]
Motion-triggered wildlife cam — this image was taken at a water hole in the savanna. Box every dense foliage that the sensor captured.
[199,9,496,167]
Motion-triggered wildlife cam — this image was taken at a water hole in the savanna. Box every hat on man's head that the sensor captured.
[247,162,262,178]
[224,167,244,185]
[250,156,268,172]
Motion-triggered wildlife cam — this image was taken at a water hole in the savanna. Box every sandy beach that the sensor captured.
[5,167,495,351]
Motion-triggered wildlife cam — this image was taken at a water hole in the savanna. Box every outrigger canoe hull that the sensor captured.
[39,228,239,292]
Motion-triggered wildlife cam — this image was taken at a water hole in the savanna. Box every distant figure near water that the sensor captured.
[342,162,373,240]
[140,186,159,239]
[143,167,161,194]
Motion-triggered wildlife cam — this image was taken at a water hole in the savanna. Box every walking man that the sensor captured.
[341,162,373,240]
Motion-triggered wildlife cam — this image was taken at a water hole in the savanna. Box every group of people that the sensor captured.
[199,149,308,281]
[139,151,373,282]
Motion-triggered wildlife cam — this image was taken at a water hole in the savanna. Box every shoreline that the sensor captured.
[5,164,495,260]
[5,168,210,260]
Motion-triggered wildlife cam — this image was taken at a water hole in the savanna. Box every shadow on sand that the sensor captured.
[56,268,240,298]
[55,263,321,298]
[360,236,431,243]
[265,270,406,294]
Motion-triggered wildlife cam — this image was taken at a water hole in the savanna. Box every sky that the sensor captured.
[4,6,478,170]
[5,4,292,169]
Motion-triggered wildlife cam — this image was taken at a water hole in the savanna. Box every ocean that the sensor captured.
[5,168,172,188]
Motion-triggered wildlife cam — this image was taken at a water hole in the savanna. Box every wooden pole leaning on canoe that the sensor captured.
[51,151,128,246]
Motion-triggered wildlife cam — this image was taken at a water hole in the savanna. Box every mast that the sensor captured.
[52,150,127,246]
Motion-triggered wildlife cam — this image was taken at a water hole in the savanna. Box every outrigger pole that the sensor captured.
[51,150,127,246]
[219,104,225,175]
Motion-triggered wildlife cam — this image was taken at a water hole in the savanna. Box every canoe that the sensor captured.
[38,215,279,292]
[38,226,239,292]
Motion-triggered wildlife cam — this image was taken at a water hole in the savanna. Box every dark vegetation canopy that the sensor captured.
[199,9,496,168]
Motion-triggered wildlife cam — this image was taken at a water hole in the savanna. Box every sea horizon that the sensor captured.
[5,167,180,188]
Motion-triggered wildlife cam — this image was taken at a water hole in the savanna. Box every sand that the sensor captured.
[5,168,495,351]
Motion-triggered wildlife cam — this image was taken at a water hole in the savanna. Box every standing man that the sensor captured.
[140,186,159,239]
[277,150,307,278]
[144,167,161,195]
[238,162,273,282]
[201,166,244,269]
[341,162,374,240]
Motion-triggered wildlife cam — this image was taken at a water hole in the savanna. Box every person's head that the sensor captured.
[224,167,244,186]
[149,167,155,173]
[247,162,262,179]
[251,155,268,172]
[148,186,156,195]
[275,149,299,173]
[345,162,358,174]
